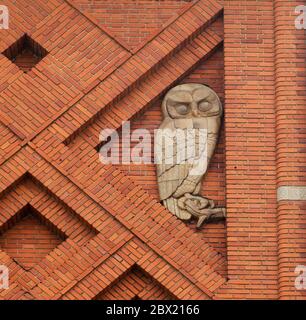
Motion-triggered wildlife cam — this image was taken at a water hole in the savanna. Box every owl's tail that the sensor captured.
[163,198,192,220]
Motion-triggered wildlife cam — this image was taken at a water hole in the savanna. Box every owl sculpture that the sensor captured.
[155,84,226,227]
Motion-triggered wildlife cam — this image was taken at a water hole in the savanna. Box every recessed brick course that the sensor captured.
[2,34,48,73]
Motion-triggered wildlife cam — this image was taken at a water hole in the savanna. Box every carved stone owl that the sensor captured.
[155,84,225,227]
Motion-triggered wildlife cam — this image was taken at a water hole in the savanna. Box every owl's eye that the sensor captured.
[198,101,211,112]
[176,104,189,115]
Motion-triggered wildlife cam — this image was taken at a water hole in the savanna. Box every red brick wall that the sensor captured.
[274,0,306,299]
[0,0,305,300]
[216,0,279,299]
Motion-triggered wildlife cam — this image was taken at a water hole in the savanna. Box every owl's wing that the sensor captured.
[168,126,208,198]
[157,162,190,200]
[155,121,193,201]
[206,117,221,164]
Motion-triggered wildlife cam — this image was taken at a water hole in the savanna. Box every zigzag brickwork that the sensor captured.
[0,0,305,300]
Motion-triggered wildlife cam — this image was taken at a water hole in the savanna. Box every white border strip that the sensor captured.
[277,186,306,201]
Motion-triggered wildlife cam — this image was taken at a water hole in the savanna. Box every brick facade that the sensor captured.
[0,0,305,300]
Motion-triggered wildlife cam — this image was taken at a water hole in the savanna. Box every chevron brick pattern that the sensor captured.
[0,0,229,300]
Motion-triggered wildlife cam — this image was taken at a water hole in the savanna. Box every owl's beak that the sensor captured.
[191,102,199,116]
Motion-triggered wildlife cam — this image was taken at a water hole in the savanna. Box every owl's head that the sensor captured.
[162,84,222,119]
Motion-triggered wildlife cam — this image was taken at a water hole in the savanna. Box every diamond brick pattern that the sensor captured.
[95,266,176,300]
[2,34,48,72]
[0,205,65,270]
[0,0,240,300]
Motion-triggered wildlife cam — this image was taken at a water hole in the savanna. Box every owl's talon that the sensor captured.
[196,215,207,228]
